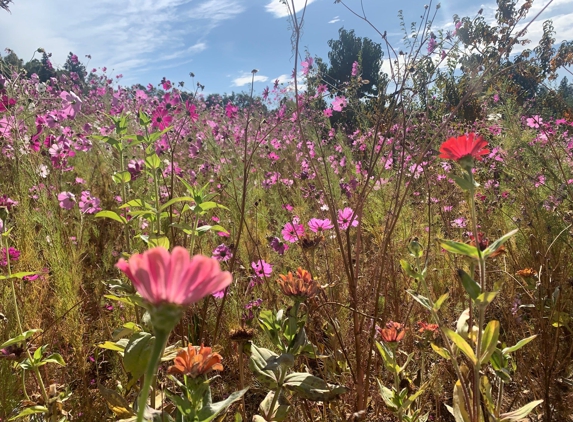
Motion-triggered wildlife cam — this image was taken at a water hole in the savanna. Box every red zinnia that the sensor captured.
[439,133,489,162]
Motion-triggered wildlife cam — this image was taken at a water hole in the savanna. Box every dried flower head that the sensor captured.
[378,321,406,343]
[229,327,255,343]
[516,268,537,278]
[167,344,223,378]
[277,268,319,300]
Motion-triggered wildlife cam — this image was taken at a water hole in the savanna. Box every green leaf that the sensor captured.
[0,271,38,280]
[197,388,248,422]
[499,400,543,421]
[440,240,479,259]
[475,292,498,309]
[479,320,500,365]
[141,234,170,249]
[193,201,229,213]
[433,293,449,311]
[43,353,66,366]
[139,109,151,127]
[400,259,420,280]
[258,391,290,422]
[483,229,518,258]
[452,175,474,191]
[502,335,537,355]
[377,379,399,411]
[112,171,132,184]
[123,332,154,386]
[376,342,400,374]
[249,344,279,389]
[98,339,128,354]
[8,406,48,420]
[431,342,451,360]
[95,210,127,225]
[145,153,161,170]
[457,269,481,300]
[159,196,195,211]
[451,381,472,422]
[443,328,477,365]
[283,372,347,401]
[0,329,42,349]
[407,290,432,311]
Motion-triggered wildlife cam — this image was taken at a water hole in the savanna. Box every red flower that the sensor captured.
[439,133,490,162]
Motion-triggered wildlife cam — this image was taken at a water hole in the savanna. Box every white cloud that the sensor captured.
[233,72,269,87]
[0,0,245,84]
[265,0,317,18]
[328,16,341,24]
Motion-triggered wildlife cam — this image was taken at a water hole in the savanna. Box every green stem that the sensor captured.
[136,329,169,422]
[2,234,49,406]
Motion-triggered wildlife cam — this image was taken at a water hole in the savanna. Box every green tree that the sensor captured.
[324,28,385,99]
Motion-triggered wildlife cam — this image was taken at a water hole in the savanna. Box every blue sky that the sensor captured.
[1,0,572,95]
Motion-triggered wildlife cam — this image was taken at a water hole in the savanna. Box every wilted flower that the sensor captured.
[116,246,232,307]
[417,321,439,334]
[229,327,255,343]
[516,268,537,278]
[378,321,406,343]
[277,268,319,300]
[167,344,223,378]
[269,236,289,255]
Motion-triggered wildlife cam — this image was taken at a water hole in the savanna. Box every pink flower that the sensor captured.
[116,246,232,306]
[324,108,333,117]
[351,61,359,77]
[337,207,358,230]
[301,57,314,76]
[60,91,82,119]
[332,96,347,112]
[308,218,334,233]
[57,191,76,210]
[282,221,305,243]
[251,259,272,278]
[79,191,101,214]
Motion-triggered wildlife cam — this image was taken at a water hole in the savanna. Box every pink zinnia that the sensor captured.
[116,246,232,306]
[308,218,334,233]
[282,221,305,243]
[337,207,358,230]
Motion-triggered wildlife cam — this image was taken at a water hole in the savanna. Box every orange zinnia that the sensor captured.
[378,321,406,343]
[277,267,319,300]
[167,344,223,378]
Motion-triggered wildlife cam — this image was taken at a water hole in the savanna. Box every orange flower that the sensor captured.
[277,268,319,300]
[167,344,223,378]
[378,321,406,343]
[417,321,439,334]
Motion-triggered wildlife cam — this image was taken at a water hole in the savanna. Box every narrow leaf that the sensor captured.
[443,328,477,364]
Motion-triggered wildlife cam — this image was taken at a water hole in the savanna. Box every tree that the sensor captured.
[324,28,385,99]
[62,52,87,84]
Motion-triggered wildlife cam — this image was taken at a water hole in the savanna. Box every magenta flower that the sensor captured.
[151,107,173,130]
[57,191,76,210]
[269,237,289,255]
[337,207,358,230]
[251,259,272,278]
[1,247,20,267]
[308,218,334,233]
[116,246,232,306]
[282,221,305,243]
[332,96,347,112]
[212,244,233,262]
[79,191,101,214]
[60,91,82,119]
[351,61,359,77]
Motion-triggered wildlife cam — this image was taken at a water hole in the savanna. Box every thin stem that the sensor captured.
[136,329,169,422]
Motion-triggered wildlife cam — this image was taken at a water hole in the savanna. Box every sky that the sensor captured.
[0,0,572,95]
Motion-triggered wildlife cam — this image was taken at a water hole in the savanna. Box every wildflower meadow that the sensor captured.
[1,0,573,421]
